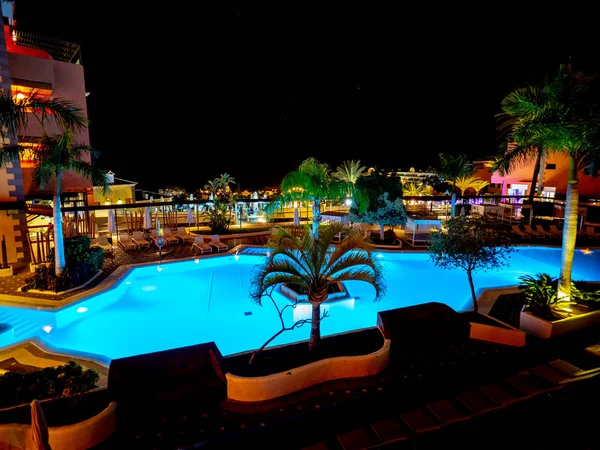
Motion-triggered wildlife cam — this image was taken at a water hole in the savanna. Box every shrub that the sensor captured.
[21,236,104,293]
[0,361,99,409]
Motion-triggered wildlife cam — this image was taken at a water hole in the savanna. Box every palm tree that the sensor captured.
[436,153,474,217]
[455,176,486,196]
[497,64,600,300]
[249,223,385,351]
[494,79,551,204]
[402,182,426,197]
[1,130,110,276]
[0,91,89,143]
[270,157,346,239]
[333,159,366,185]
[218,172,236,200]
[204,179,220,200]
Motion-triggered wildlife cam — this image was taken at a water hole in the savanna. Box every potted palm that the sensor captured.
[225,223,391,402]
[0,235,13,277]
[518,273,600,338]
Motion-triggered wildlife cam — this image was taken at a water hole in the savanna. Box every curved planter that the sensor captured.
[0,401,116,450]
[520,310,600,339]
[226,339,391,402]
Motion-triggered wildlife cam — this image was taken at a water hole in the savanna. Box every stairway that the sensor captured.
[0,310,43,343]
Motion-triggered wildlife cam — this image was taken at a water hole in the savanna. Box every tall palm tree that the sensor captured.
[218,172,236,200]
[0,91,89,142]
[204,179,219,200]
[436,153,473,217]
[497,64,600,300]
[455,176,486,196]
[249,223,385,351]
[333,159,366,185]
[494,79,551,204]
[1,131,110,276]
[270,157,346,239]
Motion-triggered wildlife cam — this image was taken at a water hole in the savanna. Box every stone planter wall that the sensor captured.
[520,310,600,339]
[226,339,391,402]
[0,401,116,450]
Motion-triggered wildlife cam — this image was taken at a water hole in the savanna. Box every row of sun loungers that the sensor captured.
[92,229,229,255]
[511,224,600,240]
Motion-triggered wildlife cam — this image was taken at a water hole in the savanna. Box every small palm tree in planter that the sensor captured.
[519,273,600,321]
[249,223,386,358]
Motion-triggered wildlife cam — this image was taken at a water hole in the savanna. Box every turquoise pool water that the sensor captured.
[1,246,599,361]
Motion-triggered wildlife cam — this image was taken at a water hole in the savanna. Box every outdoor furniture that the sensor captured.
[118,233,138,251]
[524,225,546,239]
[132,231,151,249]
[92,235,115,256]
[175,227,195,244]
[585,226,600,240]
[163,228,181,245]
[192,236,213,255]
[535,225,557,238]
[511,225,530,239]
[210,234,229,252]
[549,225,563,238]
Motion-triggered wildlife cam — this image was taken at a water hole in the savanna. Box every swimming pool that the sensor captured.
[1,246,598,362]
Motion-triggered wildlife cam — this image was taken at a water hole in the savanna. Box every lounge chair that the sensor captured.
[210,234,229,252]
[511,225,530,239]
[535,225,556,239]
[524,225,546,239]
[118,233,138,251]
[549,224,563,238]
[163,228,181,245]
[132,230,151,249]
[92,235,115,256]
[585,226,600,240]
[175,226,195,244]
[192,236,214,255]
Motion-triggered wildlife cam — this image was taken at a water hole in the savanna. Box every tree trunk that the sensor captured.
[308,302,321,351]
[467,270,478,312]
[53,173,66,277]
[450,189,457,218]
[557,156,579,301]
[379,223,385,241]
[528,147,543,203]
[312,198,321,239]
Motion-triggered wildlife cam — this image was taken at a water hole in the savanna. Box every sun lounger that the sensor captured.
[535,225,556,238]
[549,225,563,238]
[210,234,229,252]
[524,225,546,239]
[511,225,530,239]
[175,226,195,244]
[192,236,213,255]
[118,233,138,251]
[132,230,151,249]
[163,228,181,245]
[92,235,115,256]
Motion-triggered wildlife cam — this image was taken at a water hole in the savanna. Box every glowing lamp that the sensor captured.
[76,307,88,313]
[157,266,163,272]
[42,325,53,334]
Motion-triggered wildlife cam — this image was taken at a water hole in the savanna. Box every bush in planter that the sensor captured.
[0,361,99,409]
[21,236,104,293]
[518,273,600,320]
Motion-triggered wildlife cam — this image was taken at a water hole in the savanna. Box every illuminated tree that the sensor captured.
[250,223,385,351]
[436,153,474,217]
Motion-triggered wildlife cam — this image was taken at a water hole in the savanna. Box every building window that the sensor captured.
[546,163,557,170]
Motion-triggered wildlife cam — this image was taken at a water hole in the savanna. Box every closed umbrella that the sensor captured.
[294,207,300,226]
[187,208,195,226]
[143,207,152,230]
[30,399,50,449]
[107,209,116,233]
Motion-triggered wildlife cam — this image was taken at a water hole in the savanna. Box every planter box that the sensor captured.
[0,266,13,277]
[30,262,51,273]
[520,309,600,339]
[225,338,391,402]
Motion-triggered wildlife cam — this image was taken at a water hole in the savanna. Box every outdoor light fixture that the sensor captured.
[345,198,353,207]
[42,325,53,334]
[157,266,163,272]
[195,258,200,263]
[117,199,123,204]
[76,307,88,313]
[125,281,131,285]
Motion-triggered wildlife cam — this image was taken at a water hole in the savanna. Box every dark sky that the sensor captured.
[12,1,600,193]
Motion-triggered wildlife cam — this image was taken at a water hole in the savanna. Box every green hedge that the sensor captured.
[0,361,99,409]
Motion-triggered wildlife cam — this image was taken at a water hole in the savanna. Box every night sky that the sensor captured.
[12,1,600,193]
